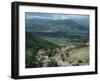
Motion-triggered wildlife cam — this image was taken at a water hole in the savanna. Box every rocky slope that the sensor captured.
[36,43,89,67]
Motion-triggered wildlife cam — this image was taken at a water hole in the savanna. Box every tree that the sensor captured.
[47,59,58,67]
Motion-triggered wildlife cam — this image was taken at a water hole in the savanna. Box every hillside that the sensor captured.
[53,46,89,66]
[26,32,61,68]
[26,32,60,50]
[25,32,89,68]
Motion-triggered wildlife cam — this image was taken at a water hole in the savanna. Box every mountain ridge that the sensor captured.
[26,18,89,33]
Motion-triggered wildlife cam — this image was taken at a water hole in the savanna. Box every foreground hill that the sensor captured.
[53,46,89,66]
[25,32,60,68]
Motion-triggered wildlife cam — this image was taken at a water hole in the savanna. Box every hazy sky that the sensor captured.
[25,12,89,20]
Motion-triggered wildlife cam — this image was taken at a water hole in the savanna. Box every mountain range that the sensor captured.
[26,18,89,33]
[25,15,89,42]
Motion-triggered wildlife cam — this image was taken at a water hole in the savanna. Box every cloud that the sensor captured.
[26,14,70,20]
[52,14,70,20]
[26,15,49,19]
[26,12,89,20]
